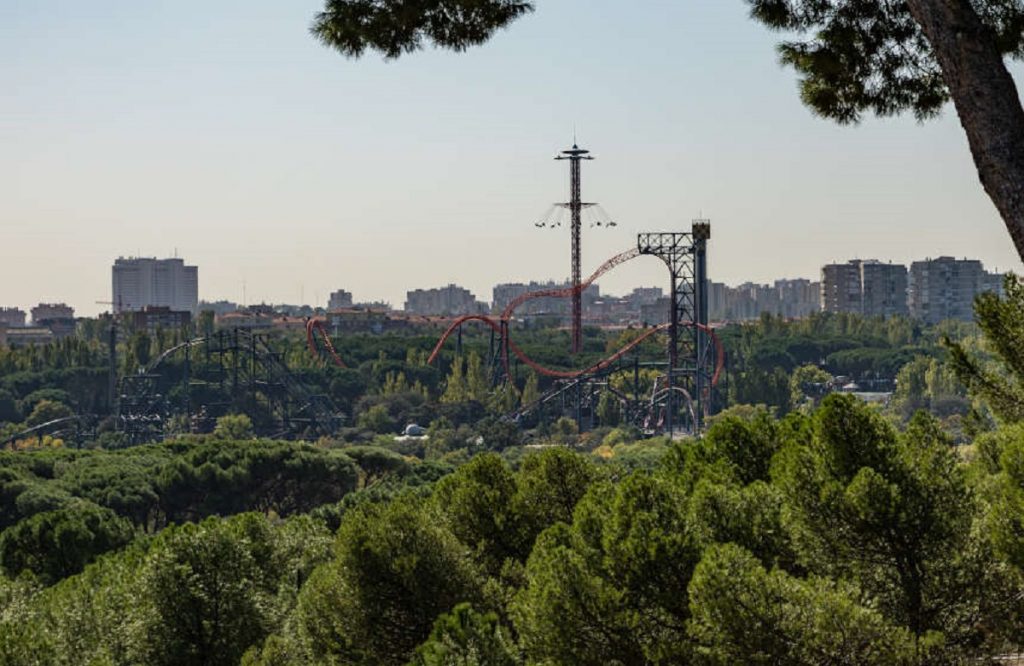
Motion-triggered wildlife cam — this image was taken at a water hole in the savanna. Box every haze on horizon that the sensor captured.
[3,0,1022,318]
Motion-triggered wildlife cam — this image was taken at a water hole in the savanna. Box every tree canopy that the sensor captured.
[311,0,534,59]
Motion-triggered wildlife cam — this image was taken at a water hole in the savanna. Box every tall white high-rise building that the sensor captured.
[112,257,198,314]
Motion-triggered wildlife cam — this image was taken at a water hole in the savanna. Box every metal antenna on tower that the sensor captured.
[555,143,594,354]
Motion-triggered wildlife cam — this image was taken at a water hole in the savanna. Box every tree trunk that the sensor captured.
[906,0,1024,262]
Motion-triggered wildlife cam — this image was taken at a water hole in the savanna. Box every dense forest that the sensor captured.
[2,281,1023,664]
[4,397,1024,664]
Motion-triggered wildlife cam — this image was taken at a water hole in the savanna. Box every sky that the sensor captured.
[3,0,1022,317]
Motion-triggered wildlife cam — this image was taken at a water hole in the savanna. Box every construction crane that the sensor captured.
[94,295,132,313]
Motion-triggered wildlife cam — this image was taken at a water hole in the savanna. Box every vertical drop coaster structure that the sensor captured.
[556,144,593,354]
[638,220,713,433]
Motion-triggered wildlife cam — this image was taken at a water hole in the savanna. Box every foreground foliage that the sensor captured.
[3,396,1024,664]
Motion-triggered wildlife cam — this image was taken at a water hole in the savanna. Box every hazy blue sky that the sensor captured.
[3,0,1021,316]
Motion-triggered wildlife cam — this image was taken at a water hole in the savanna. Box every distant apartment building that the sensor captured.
[626,287,663,307]
[326,308,398,335]
[215,311,274,330]
[641,296,672,325]
[908,257,1003,324]
[5,327,54,347]
[112,257,198,314]
[821,261,864,314]
[198,300,239,316]
[594,287,666,325]
[982,271,1006,296]
[405,284,485,316]
[266,303,316,318]
[0,308,26,328]
[738,283,779,319]
[821,259,911,317]
[30,303,74,323]
[128,306,192,335]
[709,281,759,320]
[706,279,818,321]
[349,301,391,313]
[773,279,821,318]
[492,283,532,313]
[30,303,76,338]
[708,282,729,320]
[493,281,600,318]
[328,290,354,310]
[492,282,654,325]
[860,261,909,317]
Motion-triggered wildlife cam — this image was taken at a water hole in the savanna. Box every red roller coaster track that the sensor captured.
[305,247,725,387]
[426,316,723,385]
[427,247,725,385]
[306,318,347,368]
[425,316,674,381]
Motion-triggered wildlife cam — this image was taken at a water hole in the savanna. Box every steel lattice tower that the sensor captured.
[556,144,593,353]
[638,220,713,433]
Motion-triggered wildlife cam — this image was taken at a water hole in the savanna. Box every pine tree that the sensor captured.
[596,392,621,427]
[489,382,520,414]
[441,358,468,404]
[382,372,408,396]
[465,352,490,402]
[520,373,540,406]
[406,347,427,367]
[947,274,1024,422]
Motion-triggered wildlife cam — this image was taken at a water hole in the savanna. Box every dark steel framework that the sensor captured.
[511,357,672,432]
[117,328,341,444]
[555,144,593,354]
[638,220,713,433]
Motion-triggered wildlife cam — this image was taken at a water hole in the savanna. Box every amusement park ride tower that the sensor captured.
[556,144,593,354]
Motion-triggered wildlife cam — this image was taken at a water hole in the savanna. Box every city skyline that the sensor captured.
[4,1,1023,317]
[0,249,1010,318]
